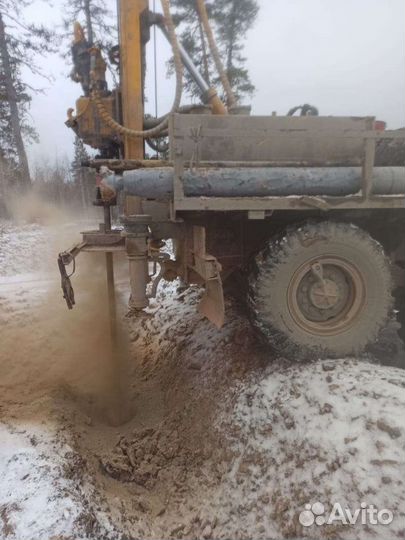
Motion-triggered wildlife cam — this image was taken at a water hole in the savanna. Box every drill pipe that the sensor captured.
[107,167,405,199]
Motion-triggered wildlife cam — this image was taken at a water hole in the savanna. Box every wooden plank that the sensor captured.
[174,129,404,141]
[173,114,374,130]
[172,114,373,164]
[83,245,126,253]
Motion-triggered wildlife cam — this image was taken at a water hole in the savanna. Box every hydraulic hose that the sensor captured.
[195,0,237,109]
[91,0,183,139]
[158,21,227,115]
[288,104,319,117]
[146,137,170,153]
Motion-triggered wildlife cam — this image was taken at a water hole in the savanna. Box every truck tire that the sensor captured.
[248,222,393,359]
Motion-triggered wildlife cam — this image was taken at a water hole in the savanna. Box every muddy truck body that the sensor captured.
[59,0,405,359]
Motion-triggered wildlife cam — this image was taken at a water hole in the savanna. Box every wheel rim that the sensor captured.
[287,256,366,337]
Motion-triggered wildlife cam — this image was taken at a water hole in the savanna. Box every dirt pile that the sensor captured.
[88,285,405,540]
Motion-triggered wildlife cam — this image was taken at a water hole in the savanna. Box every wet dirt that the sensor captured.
[0,210,404,540]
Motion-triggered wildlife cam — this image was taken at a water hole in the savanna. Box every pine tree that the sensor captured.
[71,136,93,209]
[212,0,258,100]
[170,0,258,102]
[62,0,117,77]
[0,1,55,188]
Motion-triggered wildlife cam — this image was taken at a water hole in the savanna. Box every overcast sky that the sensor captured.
[23,0,405,166]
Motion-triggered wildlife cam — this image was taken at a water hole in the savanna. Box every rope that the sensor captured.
[153,0,158,119]
[195,0,237,109]
[91,0,183,139]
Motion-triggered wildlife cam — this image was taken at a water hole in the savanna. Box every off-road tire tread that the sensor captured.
[248,221,393,360]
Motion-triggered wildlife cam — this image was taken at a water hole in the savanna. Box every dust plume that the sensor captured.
[5,190,71,226]
[0,195,134,426]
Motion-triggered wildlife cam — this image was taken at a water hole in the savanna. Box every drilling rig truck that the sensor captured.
[59,0,405,360]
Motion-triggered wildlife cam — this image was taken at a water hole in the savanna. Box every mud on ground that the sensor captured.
[0,219,404,540]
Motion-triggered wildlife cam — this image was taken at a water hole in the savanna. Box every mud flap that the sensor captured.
[198,276,225,329]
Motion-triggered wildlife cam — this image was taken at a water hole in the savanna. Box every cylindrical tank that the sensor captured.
[107,166,405,199]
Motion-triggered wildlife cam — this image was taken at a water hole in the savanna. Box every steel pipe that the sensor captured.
[159,25,210,94]
[107,167,405,199]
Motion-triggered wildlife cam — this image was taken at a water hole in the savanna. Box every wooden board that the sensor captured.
[170,114,374,165]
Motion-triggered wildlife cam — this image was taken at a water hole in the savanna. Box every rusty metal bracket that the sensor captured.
[189,225,225,328]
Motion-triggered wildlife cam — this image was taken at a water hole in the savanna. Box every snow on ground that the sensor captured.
[0,222,50,277]
[0,399,87,539]
[0,218,404,540]
[215,361,405,539]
